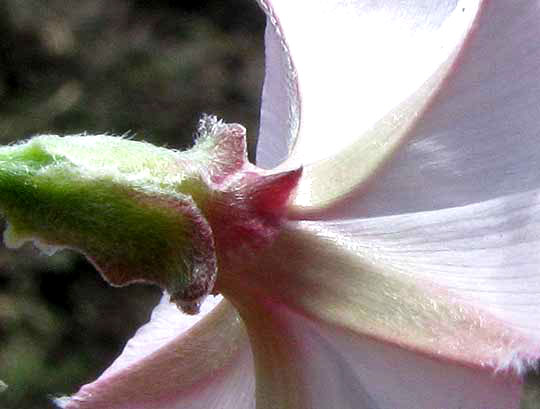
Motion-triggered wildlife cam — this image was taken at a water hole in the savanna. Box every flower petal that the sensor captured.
[256,0,481,210]
[325,0,540,218]
[237,295,522,409]
[100,294,223,379]
[255,1,301,169]
[223,222,540,376]
[322,188,540,343]
[55,295,254,409]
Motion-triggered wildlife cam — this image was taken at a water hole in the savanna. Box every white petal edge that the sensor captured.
[255,0,300,168]
[237,297,522,409]
[323,0,540,219]
[55,295,255,409]
[256,0,480,169]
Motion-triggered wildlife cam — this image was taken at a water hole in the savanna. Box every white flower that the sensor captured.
[34,0,540,408]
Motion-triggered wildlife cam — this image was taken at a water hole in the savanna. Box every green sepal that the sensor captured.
[0,134,216,314]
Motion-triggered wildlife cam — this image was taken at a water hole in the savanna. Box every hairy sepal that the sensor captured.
[0,116,301,314]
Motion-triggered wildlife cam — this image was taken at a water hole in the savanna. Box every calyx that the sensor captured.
[0,116,301,314]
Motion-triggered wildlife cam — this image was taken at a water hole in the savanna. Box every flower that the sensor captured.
[3,0,540,408]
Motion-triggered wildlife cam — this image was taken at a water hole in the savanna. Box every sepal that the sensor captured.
[0,134,216,314]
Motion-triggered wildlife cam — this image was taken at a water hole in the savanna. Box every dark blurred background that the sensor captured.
[0,1,265,407]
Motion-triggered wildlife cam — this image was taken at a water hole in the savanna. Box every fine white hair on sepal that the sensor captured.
[195,114,226,142]
[52,396,71,408]
[494,349,540,376]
